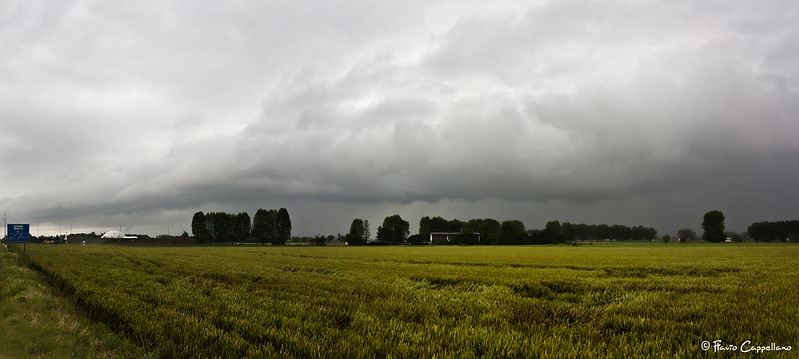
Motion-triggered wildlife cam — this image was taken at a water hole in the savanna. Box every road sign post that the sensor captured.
[8,224,30,254]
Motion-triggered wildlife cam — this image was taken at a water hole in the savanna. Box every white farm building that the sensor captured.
[101,230,137,239]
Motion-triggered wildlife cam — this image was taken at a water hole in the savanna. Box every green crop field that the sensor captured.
[9,243,799,358]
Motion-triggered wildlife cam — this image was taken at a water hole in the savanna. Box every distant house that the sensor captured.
[429,232,480,245]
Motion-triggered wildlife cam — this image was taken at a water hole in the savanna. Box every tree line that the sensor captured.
[346,215,658,245]
[191,208,291,244]
[747,220,799,242]
[532,221,658,244]
[186,208,796,246]
[342,210,798,245]
[700,210,799,243]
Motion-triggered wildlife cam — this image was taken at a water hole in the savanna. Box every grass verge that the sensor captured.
[0,246,143,359]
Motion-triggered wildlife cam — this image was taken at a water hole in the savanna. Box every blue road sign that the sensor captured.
[8,224,30,243]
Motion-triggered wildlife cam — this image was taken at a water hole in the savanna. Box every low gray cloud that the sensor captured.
[2,0,797,236]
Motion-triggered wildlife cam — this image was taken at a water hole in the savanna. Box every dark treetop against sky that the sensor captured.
[2,0,798,237]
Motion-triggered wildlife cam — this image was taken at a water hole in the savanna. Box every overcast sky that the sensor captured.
[2,0,798,237]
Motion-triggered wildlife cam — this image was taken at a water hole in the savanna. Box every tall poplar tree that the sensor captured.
[702,210,726,242]
[275,208,291,245]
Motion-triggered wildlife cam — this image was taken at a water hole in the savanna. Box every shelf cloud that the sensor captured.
[2,0,798,236]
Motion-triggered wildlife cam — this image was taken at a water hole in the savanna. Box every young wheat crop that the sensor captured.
[19,244,799,358]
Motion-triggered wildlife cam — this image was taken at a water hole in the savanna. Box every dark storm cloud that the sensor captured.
[1,0,797,236]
